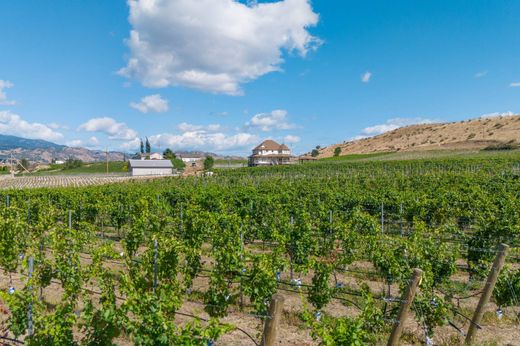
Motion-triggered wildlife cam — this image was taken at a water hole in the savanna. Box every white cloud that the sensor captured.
[67,136,100,148]
[130,94,169,113]
[356,117,437,138]
[474,71,488,78]
[480,111,516,119]
[361,71,372,83]
[120,120,258,153]
[47,122,69,130]
[176,122,223,132]
[283,135,300,143]
[149,131,258,152]
[246,109,297,131]
[119,0,321,95]
[120,137,142,150]
[0,110,63,141]
[66,139,83,147]
[78,117,138,140]
[88,136,99,145]
[510,82,520,87]
[0,80,16,106]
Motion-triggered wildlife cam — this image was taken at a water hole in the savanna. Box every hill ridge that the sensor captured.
[319,115,520,158]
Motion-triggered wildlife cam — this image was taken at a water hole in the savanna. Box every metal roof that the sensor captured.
[128,159,173,168]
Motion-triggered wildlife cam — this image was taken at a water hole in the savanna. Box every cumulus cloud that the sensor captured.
[78,117,138,140]
[361,71,372,83]
[0,80,16,106]
[119,0,321,95]
[246,109,297,131]
[47,122,69,130]
[355,117,437,138]
[510,82,520,87]
[67,136,100,148]
[480,111,516,118]
[120,120,258,152]
[283,135,300,143]
[0,110,63,141]
[66,139,83,147]
[149,131,259,152]
[130,94,169,113]
[176,122,223,132]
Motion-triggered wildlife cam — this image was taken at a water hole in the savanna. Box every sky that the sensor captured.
[1,0,519,156]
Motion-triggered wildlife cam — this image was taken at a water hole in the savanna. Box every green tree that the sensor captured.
[204,156,214,171]
[334,147,341,157]
[17,158,30,172]
[140,139,144,154]
[311,149,319,157]
[145,137,151,154]
[163,148,176,159]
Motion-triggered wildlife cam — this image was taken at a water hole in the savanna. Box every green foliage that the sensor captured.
[163,148,176,159]
[308,262,334,310]
[311,149,319,157]
[203,156,214,171]
[63,157,83,170]
[493,267,520,308]
[333,147,341,157]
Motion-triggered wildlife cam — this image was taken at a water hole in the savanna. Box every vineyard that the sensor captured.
[0,152,519,345]
[0,175,170,190]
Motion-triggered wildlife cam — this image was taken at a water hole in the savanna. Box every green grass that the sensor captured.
[31,161,128,175]
[320,152,394,162]
[214,159,248,165]
[322,148,520,164]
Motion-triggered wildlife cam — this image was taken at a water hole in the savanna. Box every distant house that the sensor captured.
[128,159,173,176]
[139,152,164,160]
[179,154,204,163]
[248,140,292,167]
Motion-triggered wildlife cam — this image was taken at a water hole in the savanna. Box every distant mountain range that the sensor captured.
[0,134,246,163]
[0,134,125,163]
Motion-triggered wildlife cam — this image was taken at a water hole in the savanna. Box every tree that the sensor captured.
[163,148,176,160]
[203,156,214,171]
[334,147,342,157]
[311,149,319,157]
[63,157,83,170]
[140,139,144,154]
[17,158,30,172]
[145,137,151,154]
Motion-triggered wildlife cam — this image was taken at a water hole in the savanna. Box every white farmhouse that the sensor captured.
[248,140,292,167]
[128,159,173,176]
[139,152,164,160]
[179,154,204,163]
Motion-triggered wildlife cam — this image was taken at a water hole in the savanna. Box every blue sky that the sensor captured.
[1,0,519,155]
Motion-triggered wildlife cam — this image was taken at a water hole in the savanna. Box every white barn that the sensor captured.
[128,159,173,176]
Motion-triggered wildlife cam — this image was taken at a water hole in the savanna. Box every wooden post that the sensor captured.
[27,256,34,337]
[465,243,509,345]
[387,268,423,346]
[261,294,285,346]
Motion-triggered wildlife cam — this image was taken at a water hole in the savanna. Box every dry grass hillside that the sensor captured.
[319,115,520,158]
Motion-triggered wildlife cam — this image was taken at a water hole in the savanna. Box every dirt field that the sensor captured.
[1,247,518,346]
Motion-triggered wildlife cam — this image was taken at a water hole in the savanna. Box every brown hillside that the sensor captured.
[319,115,520,158]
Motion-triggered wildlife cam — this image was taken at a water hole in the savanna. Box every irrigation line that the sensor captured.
[0,336,23,345]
